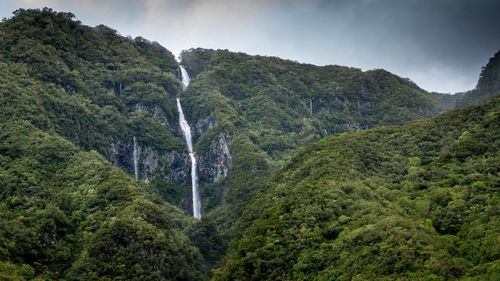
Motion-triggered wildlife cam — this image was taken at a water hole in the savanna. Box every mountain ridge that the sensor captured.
[178,47,464,234]
[456,50,500,108]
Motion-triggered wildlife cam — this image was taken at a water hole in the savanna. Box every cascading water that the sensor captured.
[177,65,201,219]
[179,65,191,90]
[133,136,139,180]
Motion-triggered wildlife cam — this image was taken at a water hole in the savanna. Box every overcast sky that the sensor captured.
[2,0,500,93]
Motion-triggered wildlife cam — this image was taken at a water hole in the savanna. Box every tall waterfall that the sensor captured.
[177,66,201,219]
[133,136,139,180]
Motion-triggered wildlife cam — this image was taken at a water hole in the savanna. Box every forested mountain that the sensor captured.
[0,7,192,180]
[182,48,444,160]
[0,120,203,280]
[456,50,500,108]
[0,8,209,280]
[179,48,455,231]
[0,7,498,281]
[213,96,500,281]
[0,8,202,213]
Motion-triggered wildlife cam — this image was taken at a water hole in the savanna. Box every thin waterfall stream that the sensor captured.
[177,65,201,219]
[133,136,139,180]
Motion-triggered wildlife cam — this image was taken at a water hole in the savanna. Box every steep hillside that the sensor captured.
[213,96,500,280]
[182,48,442,158]
[179,48,450,231]
[0,119,204,280]
[3,8,497,280]
[0,8,211,280]
[0,8,207,214]
[0,9,455,222]
[457,50,500,108]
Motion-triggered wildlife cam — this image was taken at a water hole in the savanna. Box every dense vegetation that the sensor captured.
[213,96,500,280]
[182,48,446,158]
[0,9,207,280]
[1,7,498,281]
[180,48,457,236]
[0,8,184,176]
[0,120,204,280]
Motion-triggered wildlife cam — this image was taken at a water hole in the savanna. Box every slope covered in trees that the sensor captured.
[182,48,446,158]
[0,120,204,280]
[213,96,500,280]
[0,9,458,226]
[0,8,207,280]
[179,48,456,234]
[0,8,187,188]
[1,7,498,280]
[457,50,500,108]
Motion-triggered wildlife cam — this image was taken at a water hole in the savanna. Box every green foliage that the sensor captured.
[205,136,273,235]
[185,219,228,273]
[181,48,218,77]
[181,49,442,160]
[0,262,36,281]
[0,8,183,174]
[213,97,500,280]
[0,120,203,280]
[1,8,499,281]
[429,91,463,112]
[0,10,219,280]
[68,208,202,281]
[180,48,448,242]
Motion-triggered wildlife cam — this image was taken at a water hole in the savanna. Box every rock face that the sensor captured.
[106,137,134,173]
[194,114,217,136]
[96,86,236,215]
[107,137,190,184]
[198,131,233,184]
[191,114,234,184]
[141,146,190,183]
[98,100,193,186]
[102,98,234,210]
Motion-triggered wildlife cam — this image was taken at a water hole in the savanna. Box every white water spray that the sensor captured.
[177,66,201,219]
[133,136,140,180]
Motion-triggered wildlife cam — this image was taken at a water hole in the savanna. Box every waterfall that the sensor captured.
[179,65,191,90]
[133,136,140,180]
[177,66,201,219]
[309,98,313,116]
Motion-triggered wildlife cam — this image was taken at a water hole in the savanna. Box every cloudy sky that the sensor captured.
[1,0,499,93]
